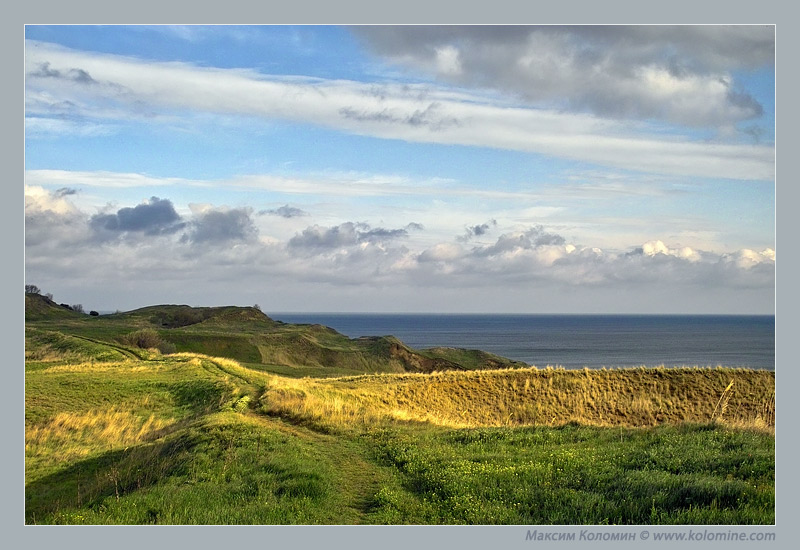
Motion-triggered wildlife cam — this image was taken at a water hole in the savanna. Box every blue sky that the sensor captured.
[24,25,775,313]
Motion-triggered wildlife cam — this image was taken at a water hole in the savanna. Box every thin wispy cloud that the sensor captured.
[25,39,773,181]
[260,205,309,218]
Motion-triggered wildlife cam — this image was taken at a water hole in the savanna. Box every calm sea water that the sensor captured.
[268,314,775,370]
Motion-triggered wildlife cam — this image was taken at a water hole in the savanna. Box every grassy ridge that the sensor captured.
[261,367,775,430]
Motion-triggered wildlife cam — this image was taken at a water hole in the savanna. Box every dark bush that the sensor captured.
[119,328,176,354]
[89,311,99,316]
[120,328,162,349]
[158,341,177,354]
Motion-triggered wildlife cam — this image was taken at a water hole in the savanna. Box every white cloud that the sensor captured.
[726,248,776,269]
[26,169,188,189]
[641,240,699,261]
[418,242,465,262]
[353,25,773,129]
[25,184,80,216]
[435,45,462,76]
[25,185,774,312]
[25,40,774,181]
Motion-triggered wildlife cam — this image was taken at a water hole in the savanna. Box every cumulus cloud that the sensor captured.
[632,240,702,262]
[182,206,258,244]
[260,204,308,218]
[409,225,775,294]
[475,226,566,257]
[25,185,89,248]
[23,183,774,312]
[288,221,413,252]
[418,242,464,263]
[723,248,776,269]
[90,197,185,236]
[353,25,773,129]
[458,219,497,241]
[25,185,80,217]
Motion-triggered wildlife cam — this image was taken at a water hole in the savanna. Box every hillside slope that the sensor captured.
[24,294,528,375]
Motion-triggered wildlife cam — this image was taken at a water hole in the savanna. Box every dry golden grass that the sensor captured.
[260,366,775,431]
[26,408,175,463]
[38,360,146,373]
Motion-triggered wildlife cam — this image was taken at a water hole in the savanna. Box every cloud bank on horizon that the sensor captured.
[24,25,775,313]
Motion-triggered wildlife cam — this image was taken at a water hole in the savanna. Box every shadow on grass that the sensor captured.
[26,414,338,525]
[25,431,201,524]
[165,379,231,414]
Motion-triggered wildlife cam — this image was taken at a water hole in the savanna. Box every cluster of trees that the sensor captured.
[25,284,98,316]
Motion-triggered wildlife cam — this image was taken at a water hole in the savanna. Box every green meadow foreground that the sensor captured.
[25,294,775,525]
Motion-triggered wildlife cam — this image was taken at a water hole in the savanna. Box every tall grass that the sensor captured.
[260,366,775,431]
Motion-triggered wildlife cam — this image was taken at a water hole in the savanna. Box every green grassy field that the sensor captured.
[24,293,775,525]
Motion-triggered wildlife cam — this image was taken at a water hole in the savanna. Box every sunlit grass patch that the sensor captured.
[26,409,175,461]
[259,366,775,431]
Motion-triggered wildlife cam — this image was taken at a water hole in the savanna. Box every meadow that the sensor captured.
[24,294,775,525]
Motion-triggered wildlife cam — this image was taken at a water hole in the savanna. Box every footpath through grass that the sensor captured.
[24,347,398,525]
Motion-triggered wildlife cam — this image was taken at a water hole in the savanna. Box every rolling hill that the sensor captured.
[25,292,528,376]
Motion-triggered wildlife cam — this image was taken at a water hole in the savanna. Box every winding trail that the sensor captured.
[53,336,395,523]
[241,414,391,524]
[69,334,144,359]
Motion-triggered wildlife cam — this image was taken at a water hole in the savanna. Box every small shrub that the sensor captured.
[120,329,175,354]
[121,328,161,349]
[158,341,177,354]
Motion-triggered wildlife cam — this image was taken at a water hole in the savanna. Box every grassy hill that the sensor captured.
[25,293,527,376]
[25,293,87,321]
[24,292,776,525]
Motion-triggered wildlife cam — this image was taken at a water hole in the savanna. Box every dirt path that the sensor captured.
[69,334,144,359]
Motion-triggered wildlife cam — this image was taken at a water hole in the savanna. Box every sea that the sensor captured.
[268,313,775,370]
